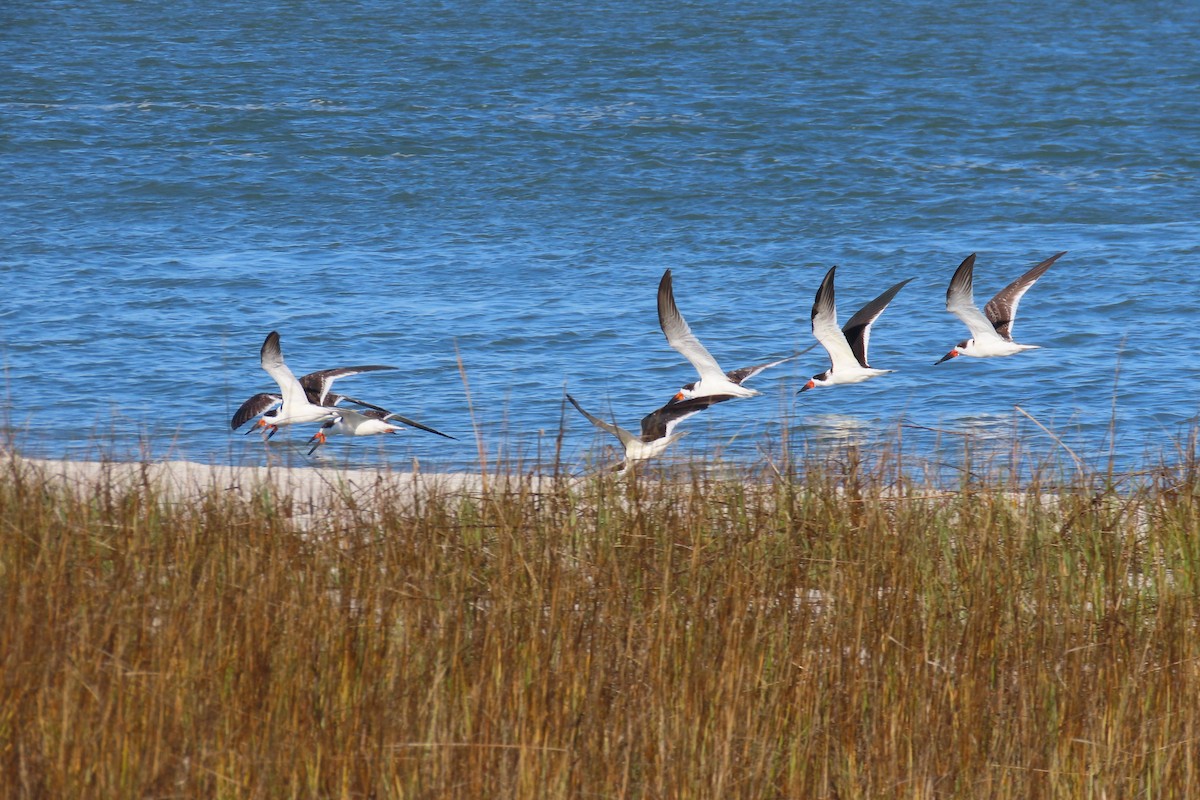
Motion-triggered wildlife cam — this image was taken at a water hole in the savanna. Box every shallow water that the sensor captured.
[2,1,1198,473]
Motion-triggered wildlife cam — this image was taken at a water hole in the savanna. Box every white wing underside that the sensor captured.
[673,330,726,381]
[811,307,859,372]
[660,411,701,440]
[262,354,309,411]
[659,277,727,381]
[947,292,1007,344]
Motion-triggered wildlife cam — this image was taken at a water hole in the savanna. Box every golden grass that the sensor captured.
[2,443,1199,798]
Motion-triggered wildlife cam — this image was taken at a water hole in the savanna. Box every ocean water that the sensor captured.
[2,0,1198,475]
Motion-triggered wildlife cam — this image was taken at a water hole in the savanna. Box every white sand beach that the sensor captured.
[4,453,549,510]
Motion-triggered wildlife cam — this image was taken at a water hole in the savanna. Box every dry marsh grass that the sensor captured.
[2,442,1199,798]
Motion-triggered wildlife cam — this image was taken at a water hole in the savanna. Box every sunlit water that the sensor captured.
[3,1,1198,476]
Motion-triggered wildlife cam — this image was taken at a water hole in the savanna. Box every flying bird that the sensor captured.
[658,269,796,402]
[936,251,1066,364]
[800,267,911,392]
[231,365,395,433]
[307,407,456,455]
[239,331,389,439]
[567,392,721,471]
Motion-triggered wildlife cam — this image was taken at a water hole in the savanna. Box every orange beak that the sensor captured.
[935,350,959,365]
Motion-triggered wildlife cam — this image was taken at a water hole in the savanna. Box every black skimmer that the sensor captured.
[658,269,795,402]
[800,267,911,392]
[307,408,456,455]
[936,251,1066,364]
[567,393,720,471]
[237,331,391,439]
[231,366,395,434]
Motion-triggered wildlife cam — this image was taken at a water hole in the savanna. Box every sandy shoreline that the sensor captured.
[4,453,536,508]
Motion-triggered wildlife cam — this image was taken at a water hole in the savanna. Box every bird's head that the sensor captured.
[672,382,697,403]
[798,371,829,393]
[935,339,971,365]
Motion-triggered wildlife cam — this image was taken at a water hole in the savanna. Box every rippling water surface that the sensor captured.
[3,1,1198,474]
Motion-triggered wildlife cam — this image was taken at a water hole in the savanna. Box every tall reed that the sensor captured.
[1,436,1198,798]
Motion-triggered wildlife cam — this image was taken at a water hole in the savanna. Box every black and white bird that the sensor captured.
[800,267,911,392]
[658,269,794,402]
[307,407,456,455]
[234,331,393,438]
[231,366,394,434]
[936,251,1066,364]
[567,393,721,471]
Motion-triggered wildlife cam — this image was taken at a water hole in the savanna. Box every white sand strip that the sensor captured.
[5,454,552,508]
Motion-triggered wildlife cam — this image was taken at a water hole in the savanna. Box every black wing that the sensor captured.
[383,411,457,440]
[841,278,912,368]
[299,365,397,406]
[320,391,391,414]
[723,354,797,386]
[639,395,724,441]
[983,251,1065,341]
[231,392,281,430]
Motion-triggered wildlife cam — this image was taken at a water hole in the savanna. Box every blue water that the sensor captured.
[3,1,1198,474]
